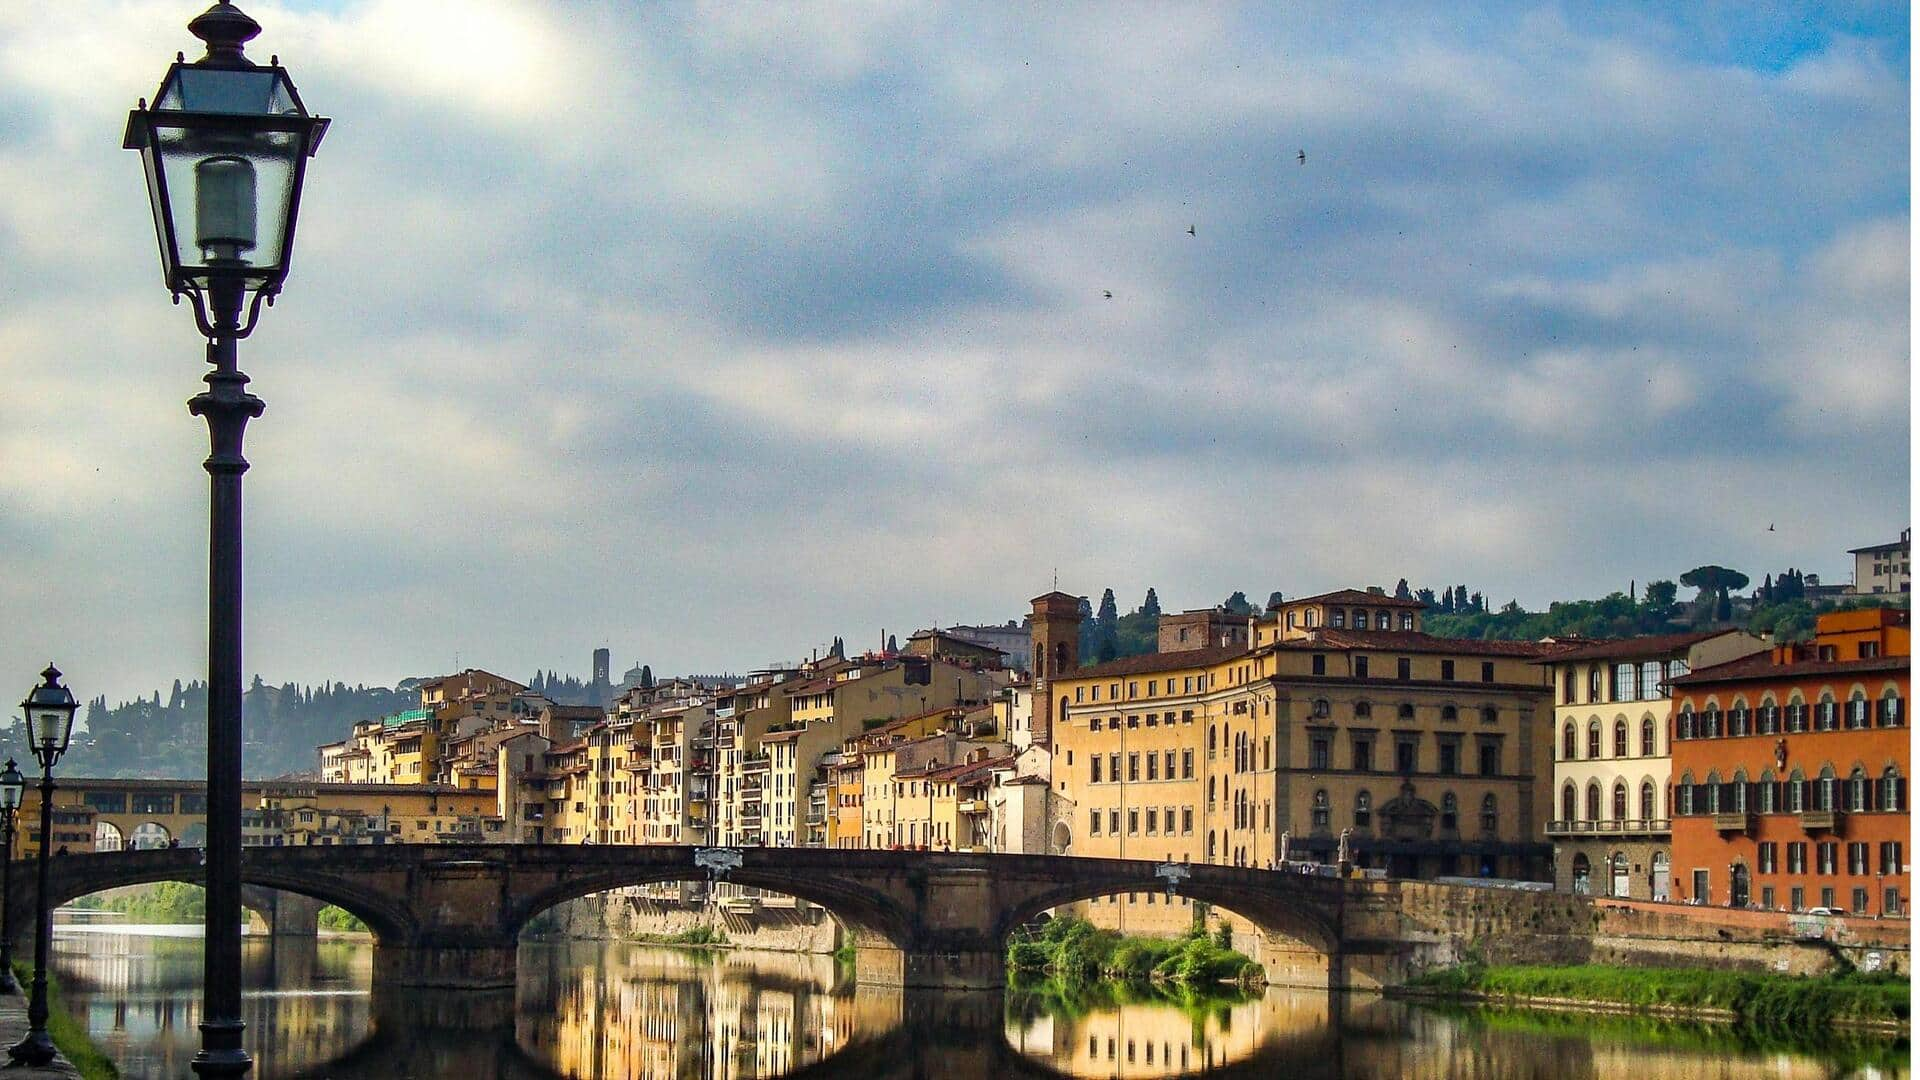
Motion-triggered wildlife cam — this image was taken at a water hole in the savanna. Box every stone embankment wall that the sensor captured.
[1341,881,1911,986]
[533,893,842,954]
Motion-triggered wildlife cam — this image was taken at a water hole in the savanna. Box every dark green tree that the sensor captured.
[1267,591,1284,611]
[1222,591,1255,616]
[1141,588,1161,617]
[1393,579,1412,600]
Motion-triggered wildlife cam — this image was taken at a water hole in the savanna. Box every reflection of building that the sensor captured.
[1668,609,1909,915]
[1849,528,1911,595]
[1538,630,1768,899]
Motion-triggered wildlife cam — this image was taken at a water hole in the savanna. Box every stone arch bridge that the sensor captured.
[13,845,1596,990]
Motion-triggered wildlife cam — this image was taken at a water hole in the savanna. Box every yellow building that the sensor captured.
[1050,589,1564,881]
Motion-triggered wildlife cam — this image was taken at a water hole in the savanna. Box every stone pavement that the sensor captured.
[0,985,80,1078]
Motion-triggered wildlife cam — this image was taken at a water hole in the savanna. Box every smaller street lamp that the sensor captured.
[0,758,25,995]
[8,666,77,1067]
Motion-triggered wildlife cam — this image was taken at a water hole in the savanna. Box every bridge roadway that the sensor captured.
[11,845,1595,990]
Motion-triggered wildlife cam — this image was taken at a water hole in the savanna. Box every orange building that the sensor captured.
[1668,609,1909,916]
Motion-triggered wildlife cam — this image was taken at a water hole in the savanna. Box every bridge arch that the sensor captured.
[991,871,1340,960]
[507,864,917,951]
[22,850,416,947]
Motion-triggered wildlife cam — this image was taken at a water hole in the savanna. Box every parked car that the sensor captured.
[1805,906,1848,916]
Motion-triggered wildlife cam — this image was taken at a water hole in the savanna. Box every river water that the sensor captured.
[45,925,1907,1078]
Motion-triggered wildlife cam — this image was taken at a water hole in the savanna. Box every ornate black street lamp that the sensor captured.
[124,5,327,1076]
[8,667,77,1067]
[0,758,25,995]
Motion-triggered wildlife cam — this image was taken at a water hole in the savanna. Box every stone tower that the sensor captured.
[1028,591,1084,747]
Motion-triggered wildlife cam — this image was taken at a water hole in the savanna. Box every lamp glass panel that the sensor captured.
[152,121,301,282]
[163,68,296,116]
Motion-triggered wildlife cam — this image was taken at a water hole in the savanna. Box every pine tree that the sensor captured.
[1267,591,1284,611]
[1394,578,1412,600]
[886,634,898,653]
[1415,587,1436,607]
[1141,588,1161,617]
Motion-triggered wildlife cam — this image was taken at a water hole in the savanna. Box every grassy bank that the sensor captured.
[1402,963,1908,1031]
[629,925,728,947]
[12,963,118,1080]
[1007,916,1262,987]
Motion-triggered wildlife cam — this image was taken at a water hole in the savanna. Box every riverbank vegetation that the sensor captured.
[12,963,118,1080]
[317,906,368,933]
[1007,917,1261,987]
[1405,963,1909,1030]
[67,882,203,924]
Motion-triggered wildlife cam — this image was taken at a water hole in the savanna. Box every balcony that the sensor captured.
[741,753,771,773]
[957,799,989,815]
[1800,808,1844,833]
[1545,818,1670,838]
[1713,811,1755,834]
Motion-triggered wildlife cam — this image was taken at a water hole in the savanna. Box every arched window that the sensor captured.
[1207,777,1215,804]
[1562,670,1576,704]
[1561,783,1577,823]
[1677,772,1695,815]
[1640,780,1657,821]
[1612,781,1628,820]
[1881,689,1904,727]
[1585,782,1601,821]
[1207,831,1217,860]
[1571,853,1591,895]
[1817,693,1837,731]
[1705,771,1722,813]
[1614,720,1628,758]
[1311,699,1330,718]
[1059,697,1069,725]
[1354,701,1372,719]
[1676,708,1694,740]
[1054,641,1068,671]
[1849,768,1869,812]
[1331,609,1346,629]
[1587,721,1602,759]
[1354,790,1372,829]
[1758,771,1776,813]
[1883,767,1904,811]
[1441,793,1458,831]
[1032,645,1044,676]
[1480,794,1496,833]
[1304,609,1317,628]
[1588,667,1602,702]
[1731,769,1748,813]
[1398,703,1415,721]
[1311,790,1329,829]
[1847,692,1869,730]
[1788,770,1806,812]
[1441,705,1458,722]
[1817,765,1836,810]
[1481,706,1497,725]
[1208,725,1217,755]
[1641,718,1656,757]
[1562,723,1576,760]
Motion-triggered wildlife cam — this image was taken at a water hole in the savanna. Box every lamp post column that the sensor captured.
[189,276,262,1079]
[12,765,56,1064]
[0,807,16,994]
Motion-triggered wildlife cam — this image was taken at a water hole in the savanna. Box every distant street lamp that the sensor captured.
[0,758,25,995]
[8,667,77,1067]
[123,4,327,1076]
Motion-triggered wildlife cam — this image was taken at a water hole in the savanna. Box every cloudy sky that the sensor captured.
[0,1,1908,707]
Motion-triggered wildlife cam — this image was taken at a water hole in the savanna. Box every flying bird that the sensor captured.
[1297,149,1306,165]
[1768,524,1776,532]
[1102,290,1113,299]
[1187,224,1196,236]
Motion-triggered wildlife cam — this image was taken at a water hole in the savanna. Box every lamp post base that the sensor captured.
[0,969,17,995]
[191,1019,252,1078]
[8,1028,55,1067]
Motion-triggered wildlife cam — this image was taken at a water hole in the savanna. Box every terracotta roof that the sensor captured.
[1003,775,1050,786]
[1281,630,1568,659]
[761,728,803,742]
[1530,630,1745,665]
[1060,645,1245,680]
[1288,589,1427,609]
[782,676,837,697]
[925,754,1014,783]
[1670,653,1909,687]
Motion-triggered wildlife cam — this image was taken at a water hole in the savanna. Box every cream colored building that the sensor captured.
[1540,629,1768,899]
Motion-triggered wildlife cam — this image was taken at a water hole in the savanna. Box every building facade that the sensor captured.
[1849,528,1911,595]
[1669,609,1909,915]
[1539,630,1769,898]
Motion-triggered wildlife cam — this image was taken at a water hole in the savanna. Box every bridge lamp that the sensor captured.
[9,666,78,1067]
[125,5,327,1076]
[0,758,22,994]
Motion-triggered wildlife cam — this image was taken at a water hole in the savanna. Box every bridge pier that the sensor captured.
[853,944,1005,991]
[376,939,519,990]
[241,886,324,938]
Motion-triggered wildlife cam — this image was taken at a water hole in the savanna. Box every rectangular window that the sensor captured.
[1108,753,1119,782]
[1165,750,1176,778]
[1478,742,1498,776]
[1182,750,1193,778]
[1881,841,1904,875]
[1148,680,1157,696]
[1353,739,1373,772]
[1817,842,1837,875]
[1127,809,1138,835]
[1761,886,1776,910]
[1354,656,1370,679]
[1128,682,1138,699]
[1311,655,1326,676]
[1852,887,1870,914]
[1787,842,1807,874]
[1109,810,1120,834]
[1396,739,1417,774]
[1441,660,1455,680]
[1145,713,1157,727]
[1886,887,1902,916]
[1820,886,1836,909]
[1397,658,1411,680]
[1481,662,1495,683]
[1309,738,1330,770]
[1146,808,1158,834]
[1146,754,1158,781]
[1127,753,1139,782]
[1790,886,1805,912]
[1089,809,1101,835]
[1848,842,1870,875]
[1692,869,1710,905]
[1758,843,1776,874]
[1182,807,1193,833]
[1437,741,1459,776]
[1091,757,1102,783]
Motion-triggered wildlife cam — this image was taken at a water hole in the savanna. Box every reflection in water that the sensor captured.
[47,927,1907,1079]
